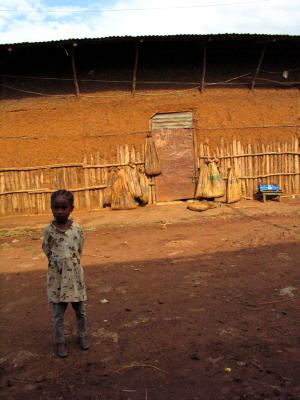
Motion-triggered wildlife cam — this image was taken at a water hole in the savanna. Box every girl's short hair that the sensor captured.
[51,189,74,206]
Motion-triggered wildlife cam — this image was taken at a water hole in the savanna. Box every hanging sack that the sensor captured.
[144,135,161,176]
[202,161,225,198]
[226,167,242,203]
[195,162,209,198]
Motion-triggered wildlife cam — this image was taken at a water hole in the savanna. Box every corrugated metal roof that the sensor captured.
[151,112,193,129]
[1,33,300,48]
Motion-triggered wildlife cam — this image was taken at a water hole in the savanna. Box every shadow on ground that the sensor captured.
[0,240,299,400]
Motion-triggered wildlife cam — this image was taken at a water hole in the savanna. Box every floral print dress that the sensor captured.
[42,221,87,303]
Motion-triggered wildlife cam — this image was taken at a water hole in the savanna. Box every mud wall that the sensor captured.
[0,87,299,167]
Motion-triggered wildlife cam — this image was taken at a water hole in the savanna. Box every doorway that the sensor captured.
[151,112,196,202]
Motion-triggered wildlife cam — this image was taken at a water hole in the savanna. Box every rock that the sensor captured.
[237,361,247,367]
[272,386,281,396]
[279,286,297,297]
[91,328,118,343]
[12,350,39,365]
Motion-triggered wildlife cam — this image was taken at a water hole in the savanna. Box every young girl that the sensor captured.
[42,189,89,357]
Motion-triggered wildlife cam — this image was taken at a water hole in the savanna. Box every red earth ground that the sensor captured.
[0,198,299,400]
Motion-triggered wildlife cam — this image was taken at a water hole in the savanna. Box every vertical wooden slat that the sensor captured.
[74,191,79,211]
[282,142,286,193]
[232,137,237,171]
[284,142,288,193]
[246,144,251,197]
[277,143,281,191]
[263,143,267,186]
[272,142,276,186]
[237,140,244,196]
[99,189,103,208]
[287,142,291,192]
[0,173,5,215]
[96,152,101,183]
[273,143,277,187]
[253,143,258,195]
[83,154,91,210]
[289,141,293,193]
[124,144,130,164]
[294,136,299,193]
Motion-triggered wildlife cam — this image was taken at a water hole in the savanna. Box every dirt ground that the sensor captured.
[0,198,300,400]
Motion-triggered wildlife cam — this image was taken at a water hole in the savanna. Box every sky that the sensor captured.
[0,0,299,44]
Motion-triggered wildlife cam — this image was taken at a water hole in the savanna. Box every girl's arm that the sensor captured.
[78,227,84,256]
[42,227,51,258]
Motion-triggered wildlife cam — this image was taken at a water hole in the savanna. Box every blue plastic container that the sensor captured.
[259,184,280,192]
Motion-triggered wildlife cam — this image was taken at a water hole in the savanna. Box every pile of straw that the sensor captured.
[138,166,150,205]
[126,164,142,198]
[187,203,209,212]
[111,168,137,210]
[103,168,117,207]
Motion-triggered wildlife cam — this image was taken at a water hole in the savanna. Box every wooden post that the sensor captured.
[71,44,80,97]
[251,43,266,90]
[200,41,207,92]
[132,41,140,95]
[295,135,300,194]
[83,155,91,210]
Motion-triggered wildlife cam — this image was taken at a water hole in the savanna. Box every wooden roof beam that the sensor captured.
[200,41,207,92]
[71,43,80,97]
[132,40,141,95]
[251,42,267,90]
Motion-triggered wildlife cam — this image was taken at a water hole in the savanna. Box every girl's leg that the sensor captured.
[71,301,87,338]
[52,302,68,344]
[72,302,89,350]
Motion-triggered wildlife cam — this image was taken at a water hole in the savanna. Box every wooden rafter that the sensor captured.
[251,43,267,90]
[71,44,80,97]
[200,41,207,92]
[132,41,140,95]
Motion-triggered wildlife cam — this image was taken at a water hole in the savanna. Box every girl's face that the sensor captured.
[51,195,73,224]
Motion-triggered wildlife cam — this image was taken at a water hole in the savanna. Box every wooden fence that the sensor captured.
[198,136,300,198]
[0,144,150,216]
[1,136,299,216]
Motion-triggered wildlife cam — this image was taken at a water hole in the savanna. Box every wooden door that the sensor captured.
[152,128,196,201]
